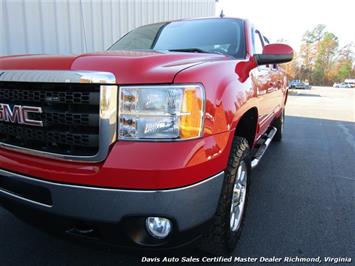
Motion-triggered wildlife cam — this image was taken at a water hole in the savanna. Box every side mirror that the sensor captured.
[255,43,293,65]
[235,43,293,82]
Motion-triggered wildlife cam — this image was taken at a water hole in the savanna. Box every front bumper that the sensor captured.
[0,168,224,247]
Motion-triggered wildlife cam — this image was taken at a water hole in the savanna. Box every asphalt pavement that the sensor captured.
[0,86,354,265]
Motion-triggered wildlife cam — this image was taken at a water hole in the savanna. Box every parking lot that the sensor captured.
[0,86,354,265]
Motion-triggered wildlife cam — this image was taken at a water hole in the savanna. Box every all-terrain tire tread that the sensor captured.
[199,137,250,255]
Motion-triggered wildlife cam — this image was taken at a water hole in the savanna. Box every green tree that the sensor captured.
[332,43,354,82]
[282,25,354,86]
[312,32,338,85]
[303,24,326,43]
[298,24,327,83]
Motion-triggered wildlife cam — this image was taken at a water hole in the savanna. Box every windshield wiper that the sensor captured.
[168,48,209,53]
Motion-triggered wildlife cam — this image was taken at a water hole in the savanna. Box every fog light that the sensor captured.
[145,217,172,239]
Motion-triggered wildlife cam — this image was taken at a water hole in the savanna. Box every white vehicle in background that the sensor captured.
[333,82,352,88]
[344,79,355,88]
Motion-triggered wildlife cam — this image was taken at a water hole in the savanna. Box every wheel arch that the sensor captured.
[234,107,258,148]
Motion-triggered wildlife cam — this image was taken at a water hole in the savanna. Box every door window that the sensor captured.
[252,29,264,54]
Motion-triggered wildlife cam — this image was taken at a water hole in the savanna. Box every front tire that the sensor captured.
[199,137,250,254]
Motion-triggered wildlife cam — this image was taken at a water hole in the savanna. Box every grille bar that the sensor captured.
[0,87,100,105]
[0,82,101,106]
[29,111,99,127]
[0,123,98,147]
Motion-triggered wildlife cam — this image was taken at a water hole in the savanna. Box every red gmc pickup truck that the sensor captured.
[0,18,292,254]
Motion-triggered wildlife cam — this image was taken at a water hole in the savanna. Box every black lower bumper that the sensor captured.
[0,169,224,248]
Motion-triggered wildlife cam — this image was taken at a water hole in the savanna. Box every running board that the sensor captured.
[251,127,277,169]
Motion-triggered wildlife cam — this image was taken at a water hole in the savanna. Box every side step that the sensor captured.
[251,127,277,169]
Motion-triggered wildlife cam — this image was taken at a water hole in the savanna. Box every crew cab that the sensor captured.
[0,18,293,254]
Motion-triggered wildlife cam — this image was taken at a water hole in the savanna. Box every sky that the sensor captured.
[215,0,355,51]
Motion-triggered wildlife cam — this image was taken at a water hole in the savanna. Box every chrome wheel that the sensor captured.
[230,160,247,232]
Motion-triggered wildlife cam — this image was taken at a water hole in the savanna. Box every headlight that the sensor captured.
[118,84,204,140]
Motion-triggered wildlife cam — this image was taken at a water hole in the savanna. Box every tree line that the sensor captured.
[282,24,355,86]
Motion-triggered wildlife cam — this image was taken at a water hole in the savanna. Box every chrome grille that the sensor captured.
[0,82,100,156]
[0,70,117,162]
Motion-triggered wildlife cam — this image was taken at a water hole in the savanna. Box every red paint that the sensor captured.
[0,51,227,85]
[0,131,234,189]
[263,43,293,55]
[235,56,257,82]
[0,18,292,189]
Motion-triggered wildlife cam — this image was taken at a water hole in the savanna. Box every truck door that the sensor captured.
[249,28,273,136]
[262,34,285,119]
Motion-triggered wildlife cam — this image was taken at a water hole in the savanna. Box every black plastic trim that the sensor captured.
[0,168,224,231]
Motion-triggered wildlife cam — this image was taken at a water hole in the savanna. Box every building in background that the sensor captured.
[0,0,216,56]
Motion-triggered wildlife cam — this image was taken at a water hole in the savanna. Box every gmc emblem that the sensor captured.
[0,103,43,127]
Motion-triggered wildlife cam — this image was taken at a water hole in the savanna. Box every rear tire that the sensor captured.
[199,137,250,254]
[273,109,284,142]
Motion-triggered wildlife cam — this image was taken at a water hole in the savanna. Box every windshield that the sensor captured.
[109,19,246,58]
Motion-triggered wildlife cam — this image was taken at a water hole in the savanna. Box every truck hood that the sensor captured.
[0,50,228,84]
